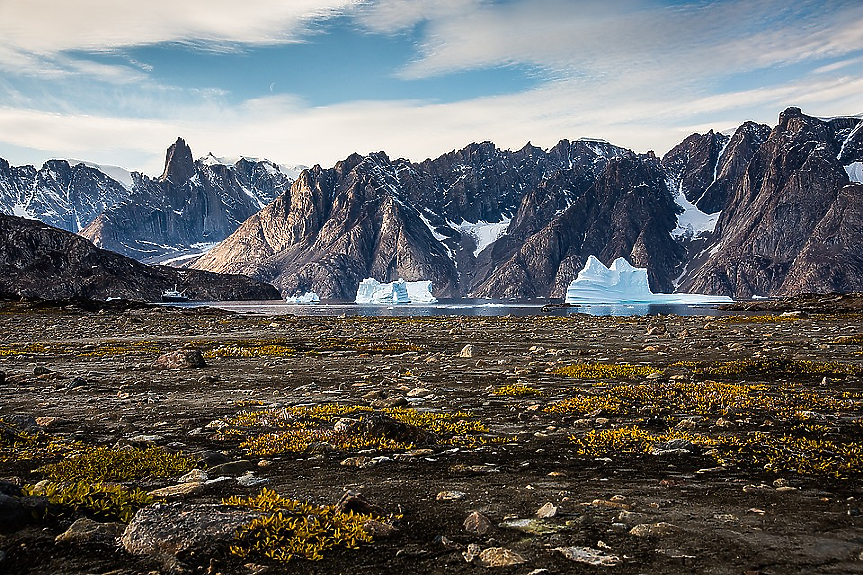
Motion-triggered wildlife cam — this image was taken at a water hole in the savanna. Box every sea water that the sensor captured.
[163,298,731,317]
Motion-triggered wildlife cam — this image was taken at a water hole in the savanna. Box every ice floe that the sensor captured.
[565,256,732,304]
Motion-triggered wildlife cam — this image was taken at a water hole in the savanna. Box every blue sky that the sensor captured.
[0,0,860,175]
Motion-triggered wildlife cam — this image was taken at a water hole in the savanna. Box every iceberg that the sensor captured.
[355,278,411,304]
[405,280,438,303]
[355,278,438,304]
[284,292,320,304]
[565,256,732,305]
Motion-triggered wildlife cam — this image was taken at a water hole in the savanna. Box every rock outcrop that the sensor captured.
[681,108,863,298]
[79,138,294,264]
[0,214,279,301]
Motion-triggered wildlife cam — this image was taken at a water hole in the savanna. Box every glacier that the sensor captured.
[355,278,437,304]
[565,256,732,304]
[284,292,320,304]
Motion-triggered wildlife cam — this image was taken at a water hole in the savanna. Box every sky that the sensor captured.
[0,0,861,176]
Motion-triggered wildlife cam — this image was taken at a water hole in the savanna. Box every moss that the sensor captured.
[218,405,492,457]
[24,481,154,523]
[492,384,543,397]
[693,358,863,379]
[37,446,194,482]
[224,488,388,562]
[554,363,661,380]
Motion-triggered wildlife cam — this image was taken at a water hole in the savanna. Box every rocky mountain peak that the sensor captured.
[159,137,195,184]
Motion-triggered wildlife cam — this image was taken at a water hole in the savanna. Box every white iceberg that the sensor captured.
[565,256,732,305]
[355,278,411,304]
[284,292,320,304]
[405,280,438,303]
[355,278,438,304]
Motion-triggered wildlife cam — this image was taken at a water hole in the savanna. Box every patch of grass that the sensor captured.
[492,384,543,397]
[218,405,492,457]
[224,488,388,562]
[37,446,193,482]
[554,363,660,380]
[693,358,863,379]
[25,481,155,523]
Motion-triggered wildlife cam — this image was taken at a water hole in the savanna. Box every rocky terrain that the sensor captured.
[0,214,280,301]
[2,301,863,574]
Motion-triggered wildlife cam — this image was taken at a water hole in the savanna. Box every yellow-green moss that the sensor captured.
[554,363,660,380]
[224,488,387,562]
[37,446,193,482]
[492,384,544,397]
[24,481,154,523]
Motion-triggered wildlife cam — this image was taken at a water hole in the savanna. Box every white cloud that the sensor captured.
[0,0,360,79]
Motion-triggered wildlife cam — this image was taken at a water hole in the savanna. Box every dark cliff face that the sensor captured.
[192,139,637,300]
[0,159,132,232]
[0,214,279,301]
[662,130,730,213]
[471,154,685,298]
[79,139,292,263]
[681,108,863,298]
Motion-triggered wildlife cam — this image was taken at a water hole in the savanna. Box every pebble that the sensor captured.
[463,543,482,563]
[463,511,492,535]
[152,349,206,369]
[55,517,124,544]
[208,460,255,477]
[555,546,621,566]
[629,522,680,537]
[459,344,476,358]
[535,502,558,518]
[479,547,527,567]
[437,490,467,501]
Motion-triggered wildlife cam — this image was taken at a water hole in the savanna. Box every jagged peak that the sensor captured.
[159,137,195,184]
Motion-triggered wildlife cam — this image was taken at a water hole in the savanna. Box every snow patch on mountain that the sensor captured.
[669,179,718,240]
[70,160,133,190]
[451,218,511,257]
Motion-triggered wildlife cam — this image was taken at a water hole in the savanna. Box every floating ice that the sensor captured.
[405,280,438,303]
[355,278,412,304]
[565,256,732,304]
[284,292,320,304]
[846,162,863,184]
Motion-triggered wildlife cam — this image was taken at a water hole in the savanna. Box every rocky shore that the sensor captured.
[1,299,863,574]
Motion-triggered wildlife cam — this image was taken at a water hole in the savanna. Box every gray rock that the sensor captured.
[121,503,262,558]
[479,547,527,567]
[555,546,621,566]
[629,522,680,537]
[536,502,558,518]
[208,460,254,476]
[152,349,206,369]
[459,344,476,358]
[55,517,124,544]
[463,511,492,535]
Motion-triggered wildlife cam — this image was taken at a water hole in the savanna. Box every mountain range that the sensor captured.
[1,107,861,301]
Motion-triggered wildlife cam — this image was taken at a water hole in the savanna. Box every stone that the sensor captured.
[340,456,378,469]
[236,473,269,488]
[0,370,5,385]
[121,503,262,559]
[463,543,482,563]
[33,366,51,376]
[336,491,384,516]
[463,511,492,535]
[459,344,476,358]
[148,482,206,499]
[55,517,124,544]
[436,490,466,501]
[535,502,558,518]
[479,547,527,567]
[363,520,398,538]
[179,469,208,483]
[152,349,206,369]
[651,438,696,455]
[555,546,621,567]
[629,522,680,537]
[65,376,88,389]
[208,460,255,476]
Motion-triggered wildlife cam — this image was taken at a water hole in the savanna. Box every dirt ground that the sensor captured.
[1,300,863,575]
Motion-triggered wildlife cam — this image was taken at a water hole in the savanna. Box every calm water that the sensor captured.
[167,298,731,317]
